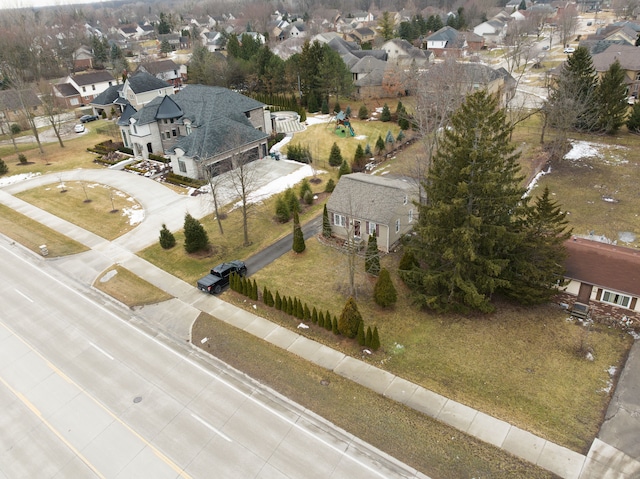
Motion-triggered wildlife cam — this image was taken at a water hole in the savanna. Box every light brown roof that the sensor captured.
[0,89,41,110]
[564,237,640,297]
[592,44,640,72]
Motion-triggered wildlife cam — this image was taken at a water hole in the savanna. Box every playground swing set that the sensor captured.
[328,110,355,137]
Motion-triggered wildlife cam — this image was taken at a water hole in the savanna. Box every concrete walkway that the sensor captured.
[1,170,638,479]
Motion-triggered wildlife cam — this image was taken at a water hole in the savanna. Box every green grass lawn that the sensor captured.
[15,181,143,241]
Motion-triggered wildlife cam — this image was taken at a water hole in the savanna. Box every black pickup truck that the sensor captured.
[197,260,247,294]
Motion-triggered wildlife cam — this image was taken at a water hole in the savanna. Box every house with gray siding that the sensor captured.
[326,173,418,253]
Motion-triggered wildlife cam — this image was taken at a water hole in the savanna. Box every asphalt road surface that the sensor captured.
[0,240,419,479]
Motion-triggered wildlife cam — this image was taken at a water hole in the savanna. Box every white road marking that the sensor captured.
[15,288,34,303]
[191,414,232,442]
[89,342,114,360]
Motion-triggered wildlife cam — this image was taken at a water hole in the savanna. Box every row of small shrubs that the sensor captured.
[229,273,381,350]
[164,172,206,188]
[148,153,170,163]
[286,144,312,164]
[268,133,286,151]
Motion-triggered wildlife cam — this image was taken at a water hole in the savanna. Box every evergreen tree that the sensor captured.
[365,233,380,275]
[332,315,339,334]
[0,158,7,176]
[159,223,176,249]
[338,160,351,178]
[307,93,319,113]
[325,311,333,331]
[262,286,268,304]
[378,11,396,41]
[546,46,598,133]
[285,188,300,215]
[318,310,325,328]
[364,144,372,156]
[365,326,373,347]
[338,297,362,338]
[627,102,640,132]
[321,97,329,114]
[502,186,572,304]
[410,90,527,313]
[312,306,318,324]
[333,101,341,113]
[183,213,209,253]
[374,268,398,307]
[299,178,312,199]
[518,0,526,9]
[328,142,343,167]
[352,144,366,172]
[385,130,395,145]
[375,135,386,154]
[303,303,311,321]
[345,105,352,117]
[358,104,369,119]
[275,291,282,310]
[275,195,290,223]
[292,210,306,253]
[380,103,391,122]
[252,279,258,301]
[357,321,365,346]
[303,190,314,205]
[324,178,335,193]
[371,326,381,350]
[322,204,332,238]
[595,60,629,134]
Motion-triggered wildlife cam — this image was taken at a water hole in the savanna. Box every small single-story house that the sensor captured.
[326,173,418,253]
[558,237,640,326]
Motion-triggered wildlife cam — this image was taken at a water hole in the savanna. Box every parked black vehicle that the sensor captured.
[197,260,247,294]
[80,114,99,123]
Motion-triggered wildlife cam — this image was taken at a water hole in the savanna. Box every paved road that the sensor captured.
[0,237,420,479]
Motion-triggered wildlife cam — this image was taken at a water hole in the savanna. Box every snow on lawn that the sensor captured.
[122,205,144,225]
[564,140,629,163]
[0,172,41,187]
[235,163,325,208]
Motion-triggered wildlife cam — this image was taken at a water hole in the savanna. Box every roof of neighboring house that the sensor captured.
[355,27,375,36]
[427,26,461,44]
[126,71,171,94]
[326,173,415,225]
[0,89,42,110]
[138,59,180,75]
[119,25,137,34]
[351,55,387,74]
[580,39,630,55]
[55,83,80,97]
[155,95,183,119]
[90,84,123,106]
[564,237,640,297]
[117,104,138,126]
[71,70,115,86]
[463,31,485,43]
[592,44,640,72]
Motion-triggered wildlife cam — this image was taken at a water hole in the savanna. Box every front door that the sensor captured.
[354,220,361,237]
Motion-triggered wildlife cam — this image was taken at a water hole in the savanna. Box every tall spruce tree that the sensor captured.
[338,159,351,178]
[545,46,598,134]
[502,187,572,304]
[322,204,332,237]
[373,268,397,307]
[159,223,176,249]
[338,297,362,338]
[410,90,527,313]
[292,210,306,253]
[365,233,380,275]
[595,60,629,134]
[328,142,343,167]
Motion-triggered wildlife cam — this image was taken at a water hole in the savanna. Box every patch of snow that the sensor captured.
[0,172,41,187]
[235,163,326,207]
[525,166,551,195]
[297,323,309,329]
[200,337,208,344]
[122,205,145,225]
[363,349,372,355]
[564,140,629,162]
[599,365,617,393]
[99,269,117,283]
[305,114,331,125]
[252,304,257,309]
[354,135,367,140]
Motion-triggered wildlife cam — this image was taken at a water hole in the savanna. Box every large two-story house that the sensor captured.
[55,71,116,107]
[118,85,271,181]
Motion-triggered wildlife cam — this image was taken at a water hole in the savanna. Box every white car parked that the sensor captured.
[564,47,576,54]
[74,124,85,133]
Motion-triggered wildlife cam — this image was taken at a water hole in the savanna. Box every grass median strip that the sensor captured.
[94,265,172,307]
[0,204,88,256]
[192,311,559,479]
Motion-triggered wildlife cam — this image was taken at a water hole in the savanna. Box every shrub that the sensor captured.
[358,104,369,119]
[364,144,372,156]
[325,312,333,331]
[318,310,325,328]
[333,101,341,113]
[352,144,367,172]
[275,195,290,223]
[375,136,386,154]
[183,213,209,253]
[304,303,311,321]
[292,211,306,253]
[345,105,352,117]
[374,268,397,307]
[338,297,362,338]
[0,158,8,176]
[286,144,312,163]
[322,204,332,238]
[18,154,28,164]
[285,188,300,214]
[365,326,373,347]
[303,190,314,205]
[159,223,176,249]
[397,130,406,142]
[10,124,21,135]
[627,103,640,132]
[357,322,365,346]
[371,326,381,350]
[324,178,335,193]
[328,142,343,167]
[385,130,395,145]
[312,306,318,324]
[321,97,329,114]
[165,173,205,188]
[275,291,282,310]
[332,315,339,335]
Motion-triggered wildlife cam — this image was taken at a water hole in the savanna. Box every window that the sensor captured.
[82,86,86,93]
[408,209,413,223]
[178,159,186,173]
[186,124,191,135]
[602,290,631,308]
[165,131,171,139]
[403,195,408,205]
[122,131,128,147]
[133,124,138,134]
[245,112,250,118]
[368,222,376,235]
[170,118,174,124]
[395,219,400,233]
[92,85,96,91]
[172,129,177,137]
[146,142,152,153]
[333,214,346,227]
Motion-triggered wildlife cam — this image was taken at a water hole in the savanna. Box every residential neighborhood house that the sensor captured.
[117,84,271,180]
[326,173,418,253]
[592,44,640,100]
[54,71,116,107]
[0,89,43,129]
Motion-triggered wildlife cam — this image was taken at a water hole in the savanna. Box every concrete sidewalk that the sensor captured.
[2,172,638,479]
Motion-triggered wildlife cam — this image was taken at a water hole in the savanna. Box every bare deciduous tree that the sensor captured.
[227,148,261,247]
